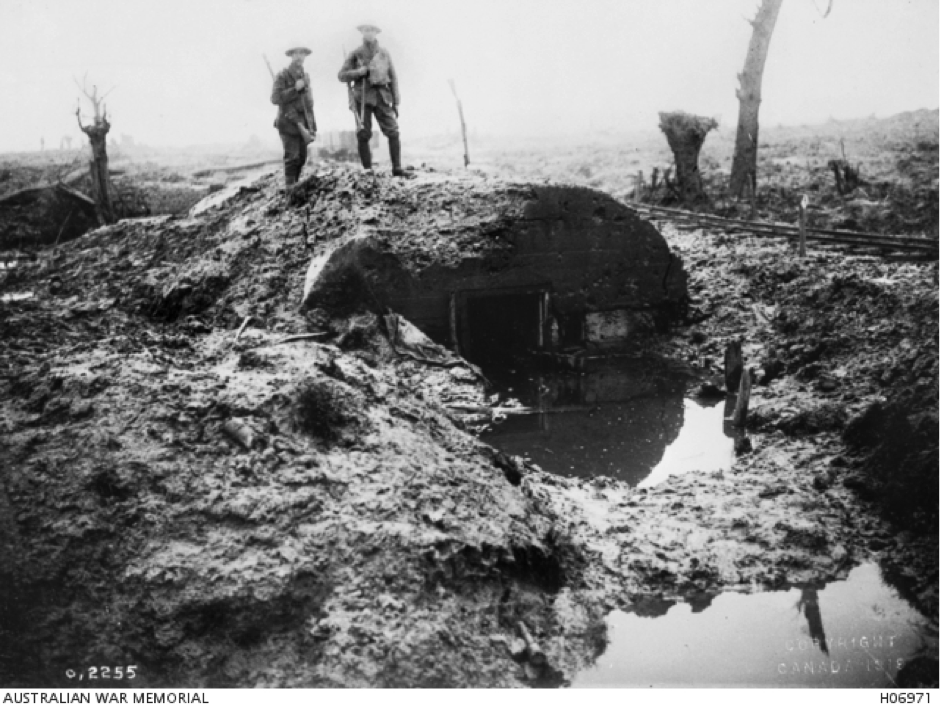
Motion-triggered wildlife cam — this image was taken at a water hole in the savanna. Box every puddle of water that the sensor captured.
[573,564,938,688]
[480,361,735,487]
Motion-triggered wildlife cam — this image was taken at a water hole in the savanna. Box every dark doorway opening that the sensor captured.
[460,290,544,366]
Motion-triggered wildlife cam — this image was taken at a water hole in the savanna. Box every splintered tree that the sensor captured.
[729,0,784,198]
[75,76,116,225]
[658,111,718,204]
[729,0,833,198]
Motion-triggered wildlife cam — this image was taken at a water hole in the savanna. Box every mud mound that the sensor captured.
[0,166,612,687]
[844,398,939,531]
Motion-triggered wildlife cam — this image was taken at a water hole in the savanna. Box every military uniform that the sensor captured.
[270,51,317,188]
[338,31,403,174]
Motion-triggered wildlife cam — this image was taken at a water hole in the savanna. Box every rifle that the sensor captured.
[343,46,363,131]
[360,58,367,132]
[263,53,315,144]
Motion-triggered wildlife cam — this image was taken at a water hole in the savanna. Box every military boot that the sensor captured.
[358,137,372,171]
[389,136,405,177]
[284,171,297,206]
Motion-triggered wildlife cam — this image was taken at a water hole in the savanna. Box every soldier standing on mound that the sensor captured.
[271,46,317,198]
[338,23,406,177]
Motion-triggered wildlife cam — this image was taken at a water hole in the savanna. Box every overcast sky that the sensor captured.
[0,0,936,151]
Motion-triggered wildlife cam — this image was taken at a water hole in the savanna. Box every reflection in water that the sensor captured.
[798,587,830,655]
[481,361,735,486]
[639,398,735,488]
[573,564,938,688]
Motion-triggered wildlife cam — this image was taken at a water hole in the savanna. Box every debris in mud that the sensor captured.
[222,417,259,450]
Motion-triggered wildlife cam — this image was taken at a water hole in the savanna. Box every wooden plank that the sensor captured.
[191,160,281,178]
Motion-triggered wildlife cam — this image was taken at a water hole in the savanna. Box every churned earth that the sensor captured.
[0,160,936,688]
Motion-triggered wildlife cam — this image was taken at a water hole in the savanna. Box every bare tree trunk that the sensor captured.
[82,122,115,226]
[729,0,784,198]
[75,77,117,226]
[658,111,718,204]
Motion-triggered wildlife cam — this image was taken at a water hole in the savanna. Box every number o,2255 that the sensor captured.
[83,664,138,680]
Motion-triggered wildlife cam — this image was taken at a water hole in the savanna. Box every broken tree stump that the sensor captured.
[658,111,718,204]
[732,367,752,427]
[77,116,115,226]
[827,159,861,196]
[724,340,744,392]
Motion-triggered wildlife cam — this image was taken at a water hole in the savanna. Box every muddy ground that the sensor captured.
[0,114,937,688]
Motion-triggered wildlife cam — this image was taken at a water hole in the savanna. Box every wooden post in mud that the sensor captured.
[724,340,743,392]
[449,292,461,357]
[798,194,808,257]
[732,367,752,427]
[634,170,644,202]
[448,80,470,168]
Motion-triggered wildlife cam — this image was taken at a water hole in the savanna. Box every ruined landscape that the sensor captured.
[1,0,938,693]
[1,107,937,689]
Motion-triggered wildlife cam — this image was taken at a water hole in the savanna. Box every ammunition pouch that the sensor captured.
[367,52,392,85]
[298,125,315,144]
